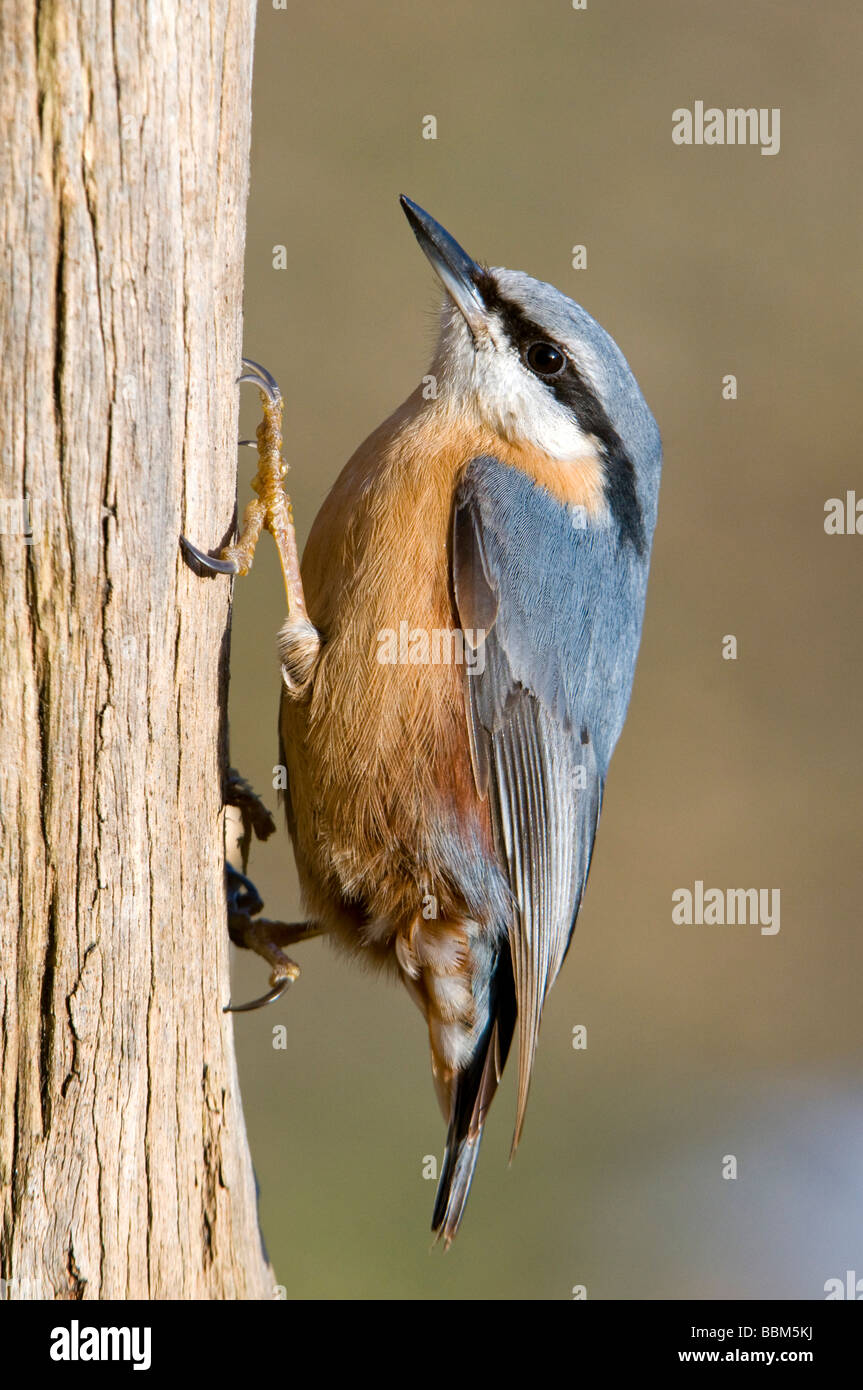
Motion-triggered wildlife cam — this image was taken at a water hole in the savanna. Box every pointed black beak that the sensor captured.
[400,195,489,335]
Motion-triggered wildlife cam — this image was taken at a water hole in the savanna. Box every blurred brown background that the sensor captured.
[226,0,863,1298]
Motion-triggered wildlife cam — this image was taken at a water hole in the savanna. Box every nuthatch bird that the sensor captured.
[183,197,662,1245]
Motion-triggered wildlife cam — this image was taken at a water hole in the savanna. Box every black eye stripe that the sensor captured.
[473,270,646,554]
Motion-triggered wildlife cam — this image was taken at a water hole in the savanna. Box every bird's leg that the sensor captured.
[181,358,321,695]
[183,364,326,1008]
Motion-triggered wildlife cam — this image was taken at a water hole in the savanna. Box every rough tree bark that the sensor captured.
[0,0,274,1298]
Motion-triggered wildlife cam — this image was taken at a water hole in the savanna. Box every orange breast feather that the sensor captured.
[279,389,603,939]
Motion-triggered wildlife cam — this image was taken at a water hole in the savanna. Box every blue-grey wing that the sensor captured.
[451,454,650,1146]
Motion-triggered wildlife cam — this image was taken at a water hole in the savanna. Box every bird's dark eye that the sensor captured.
[525,341,566,376]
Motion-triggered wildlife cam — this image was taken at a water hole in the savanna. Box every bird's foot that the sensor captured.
[180,359,312,616]
[225,865,324,1012]
[223,770,297,1012]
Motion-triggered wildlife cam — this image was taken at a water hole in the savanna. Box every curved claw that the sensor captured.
[223,976,293,1014]
[238,357,281,405]
[179,534,239,575]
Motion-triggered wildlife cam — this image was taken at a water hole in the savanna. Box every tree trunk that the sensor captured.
[0,0,273,1299]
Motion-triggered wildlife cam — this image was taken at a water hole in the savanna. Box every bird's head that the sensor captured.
[400,196,661,547]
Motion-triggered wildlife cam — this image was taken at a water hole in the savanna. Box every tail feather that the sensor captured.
[431,943,516,1246]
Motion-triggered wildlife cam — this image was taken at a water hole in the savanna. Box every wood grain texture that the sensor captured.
[0,0,273,1298]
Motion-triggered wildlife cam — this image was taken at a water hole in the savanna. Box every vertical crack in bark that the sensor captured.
[52,212,66,459]
[25,563,51,847]
[39,886,60,1137]
[81,154,108,371]
[65,1238,86,1300]
[201,1064,227,1272]
[34,2,46,140]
